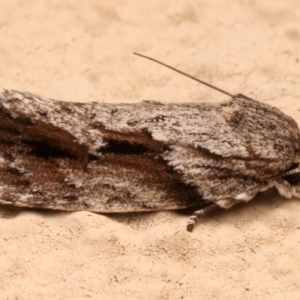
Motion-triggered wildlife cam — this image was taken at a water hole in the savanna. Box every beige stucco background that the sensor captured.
[1,1,300,299]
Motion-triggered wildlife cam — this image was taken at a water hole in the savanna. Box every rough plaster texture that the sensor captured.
[1,1,300,299]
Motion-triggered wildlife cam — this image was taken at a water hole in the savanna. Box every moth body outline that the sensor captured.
[0,54,300,232]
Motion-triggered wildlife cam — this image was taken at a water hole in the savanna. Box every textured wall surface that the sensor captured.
[1,1,300,299]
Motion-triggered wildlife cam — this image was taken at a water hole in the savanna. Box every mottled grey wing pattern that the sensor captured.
[0,89,204,211]
[0,89,298,212]
[102,94,299,203]
[159,94,300,202]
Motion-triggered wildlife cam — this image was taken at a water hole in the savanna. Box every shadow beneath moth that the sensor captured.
[0,53,300,232]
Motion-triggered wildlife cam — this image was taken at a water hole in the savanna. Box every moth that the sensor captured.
[0,53,300,232]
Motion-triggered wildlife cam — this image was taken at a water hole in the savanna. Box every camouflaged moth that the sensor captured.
[0,53,300,231]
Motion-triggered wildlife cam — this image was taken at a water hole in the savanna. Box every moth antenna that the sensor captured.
[133,52,234,98]
[279,167,300,178]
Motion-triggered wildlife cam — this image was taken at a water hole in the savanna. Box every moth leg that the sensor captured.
[273,178,300,199]
[186,186,267,232]
[187,204,219,232]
